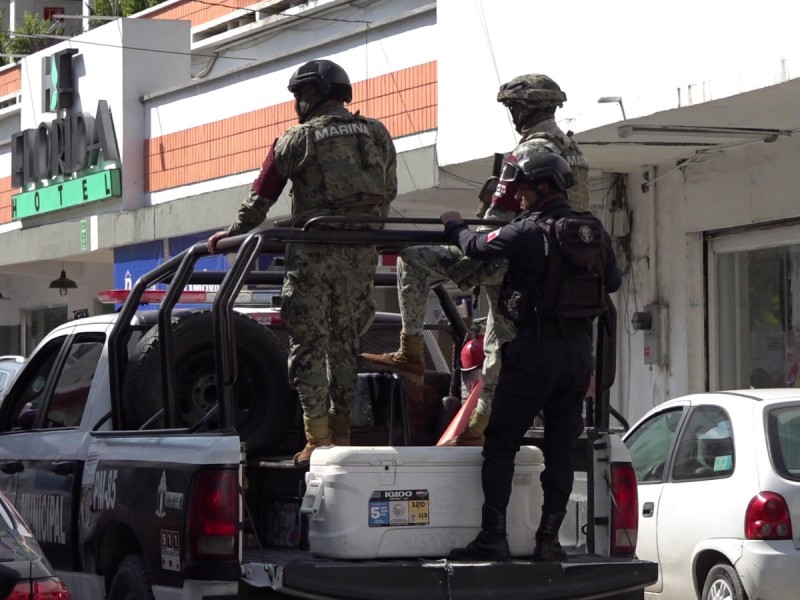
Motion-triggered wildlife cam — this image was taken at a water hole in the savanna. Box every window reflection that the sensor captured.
[625,408,684,482]
[671,405,734,481]
[45,335,104,428]
[717,247,800,389]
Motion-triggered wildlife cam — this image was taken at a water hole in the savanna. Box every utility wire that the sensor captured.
[1,0,374,61]
[0,29,259,61]
[476,0,514,141]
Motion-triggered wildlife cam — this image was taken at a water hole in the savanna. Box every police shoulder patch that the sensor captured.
[487,229,501,242]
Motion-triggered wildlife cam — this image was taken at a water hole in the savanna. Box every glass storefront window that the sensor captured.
[22,306,68,356]
[716,245,800,389]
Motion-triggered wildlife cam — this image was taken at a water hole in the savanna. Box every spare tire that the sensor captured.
[121,311,296,455]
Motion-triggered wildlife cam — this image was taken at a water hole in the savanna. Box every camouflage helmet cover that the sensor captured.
[497,74,567,109]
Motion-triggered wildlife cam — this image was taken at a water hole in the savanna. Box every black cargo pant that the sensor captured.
[481,330,593,519]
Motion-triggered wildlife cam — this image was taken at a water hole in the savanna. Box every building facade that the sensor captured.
[1,0,800,422]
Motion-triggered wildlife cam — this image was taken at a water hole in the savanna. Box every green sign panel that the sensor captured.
[12,169,121,220]
[80,219,88,251]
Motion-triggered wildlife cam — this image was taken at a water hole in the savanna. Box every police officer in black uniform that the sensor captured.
[444,149,621,561]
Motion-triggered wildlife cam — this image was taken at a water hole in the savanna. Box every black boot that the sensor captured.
[533,511,567,561]
[449,506,511,560]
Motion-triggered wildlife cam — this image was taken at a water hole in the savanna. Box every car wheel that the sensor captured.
[121,311,296,455]
[108,555,154,600]
[701,563,747,600]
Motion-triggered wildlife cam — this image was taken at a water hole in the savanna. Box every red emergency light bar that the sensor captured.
[98,289,211,304]
[98,289,283,326]
[98,289,279,306]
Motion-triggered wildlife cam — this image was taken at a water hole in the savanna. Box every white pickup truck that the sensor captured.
[0,223,656,599]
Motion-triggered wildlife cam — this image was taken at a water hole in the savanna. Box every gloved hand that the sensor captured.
[440,211,464,225]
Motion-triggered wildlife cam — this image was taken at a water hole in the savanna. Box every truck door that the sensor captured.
[0,327,105,571]
[623,405,687,594]
[0,330,72,507]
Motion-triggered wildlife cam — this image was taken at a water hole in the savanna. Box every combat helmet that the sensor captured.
[501,147,575,192]
[497,74,567,132]
[289,59,352,122]
[288,59,353,102]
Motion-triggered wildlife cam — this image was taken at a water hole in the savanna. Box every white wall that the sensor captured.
[436,0,800,167]
[119,18,191,209]
[610,165,705,423]
[610,129,800,422]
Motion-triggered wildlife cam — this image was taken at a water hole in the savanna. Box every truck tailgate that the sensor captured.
[241,549,657,599]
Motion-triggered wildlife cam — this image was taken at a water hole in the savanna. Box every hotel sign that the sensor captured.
[11,49,121,220]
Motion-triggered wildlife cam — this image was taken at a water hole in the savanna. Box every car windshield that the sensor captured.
[767,404,800,480]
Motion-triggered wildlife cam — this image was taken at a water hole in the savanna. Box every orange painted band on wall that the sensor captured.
[0,65,20,99]
[144,60,437,194]
[0,176,15,224]
[147,0,257,29]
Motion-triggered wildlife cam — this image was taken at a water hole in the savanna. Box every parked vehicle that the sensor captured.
[623,389,800,600]
[0,356,24,395]
[0,487,70,599]
[0,223,655,599]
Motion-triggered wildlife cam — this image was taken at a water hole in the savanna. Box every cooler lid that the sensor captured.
[309,445,544,467]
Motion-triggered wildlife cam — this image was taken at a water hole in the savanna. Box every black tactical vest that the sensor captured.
[536,212,607,320]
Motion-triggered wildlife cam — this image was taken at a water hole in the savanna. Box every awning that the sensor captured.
[574,77,800,172]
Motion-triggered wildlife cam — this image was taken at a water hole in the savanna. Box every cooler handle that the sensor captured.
[300,478,324,516]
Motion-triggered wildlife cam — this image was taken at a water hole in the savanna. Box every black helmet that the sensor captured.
[496,74,567,109]
[500,148,575,191]
[288,59,353,103]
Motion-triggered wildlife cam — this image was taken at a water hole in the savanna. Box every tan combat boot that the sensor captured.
[329,413,351,446]
[293,415,332,468]
[442,410,489,446]
[359,332,426,385]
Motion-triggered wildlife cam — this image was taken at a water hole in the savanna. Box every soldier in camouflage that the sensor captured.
[360,74,588,446]
[208,59,397,467]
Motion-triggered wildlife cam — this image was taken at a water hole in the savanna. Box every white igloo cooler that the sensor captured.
[301,445,545,559]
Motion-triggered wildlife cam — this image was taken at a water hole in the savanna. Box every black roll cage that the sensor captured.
[107,216,616,434]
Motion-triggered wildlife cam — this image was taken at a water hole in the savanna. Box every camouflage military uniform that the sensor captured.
[397,118,587,418]
[228,104,397,421]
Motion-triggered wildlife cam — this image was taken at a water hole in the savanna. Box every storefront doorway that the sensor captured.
[709,223,800,390]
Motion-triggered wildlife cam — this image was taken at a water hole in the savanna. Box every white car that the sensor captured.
[623,389,800,600]
[0,355,24,395]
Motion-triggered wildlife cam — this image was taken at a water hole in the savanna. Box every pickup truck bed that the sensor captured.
[238,439,655,600]
[240,548,656,600]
